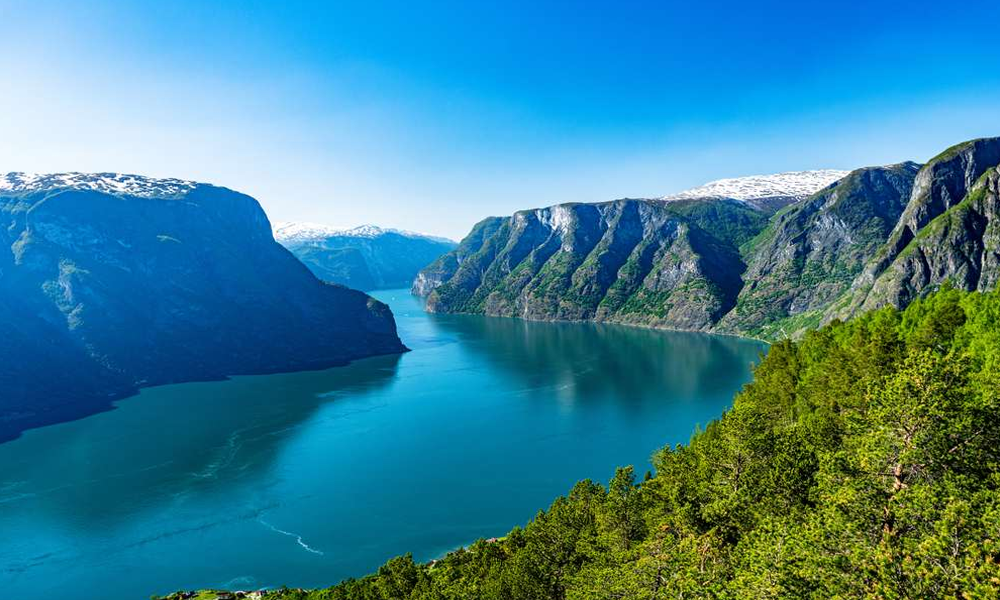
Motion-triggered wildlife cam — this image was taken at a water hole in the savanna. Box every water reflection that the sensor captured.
[428,312,765,406]
[0,354,401,530]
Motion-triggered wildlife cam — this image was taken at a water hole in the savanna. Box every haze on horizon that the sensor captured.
[1,0,999,240]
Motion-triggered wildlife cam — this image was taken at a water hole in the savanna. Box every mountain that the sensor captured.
[415,201,749,331]
[416,137,1000,339]
[0,172,406,442]
[274,222,456,290]
[721,162,921,337]
[415,169,845,332]
[837,138,1000,317]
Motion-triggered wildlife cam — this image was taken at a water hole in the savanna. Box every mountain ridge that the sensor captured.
[273,221,455,245]
[416,137,1000,339]
[1,171,200,198]
[276,221,456,291]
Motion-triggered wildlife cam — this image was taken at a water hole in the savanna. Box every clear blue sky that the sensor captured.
[2,0,999,239]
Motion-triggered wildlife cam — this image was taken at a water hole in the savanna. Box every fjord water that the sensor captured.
[0,290,765,599]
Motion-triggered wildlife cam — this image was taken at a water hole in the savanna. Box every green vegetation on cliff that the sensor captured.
[417,137,1000,341]
[843,137,1000,317]
[722,162,920,337]
[161,286,1000,599]
[417,200,750,332]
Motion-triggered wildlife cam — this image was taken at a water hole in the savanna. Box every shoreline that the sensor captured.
[414,297,773,345]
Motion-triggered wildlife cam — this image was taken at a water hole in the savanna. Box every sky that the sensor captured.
[1,1,999,240]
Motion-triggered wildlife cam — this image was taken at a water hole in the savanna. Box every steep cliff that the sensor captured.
[417,137,1000,339]
[720,162,920,337]
[838,138,1000,316]
[417,199,749,331]
[0,173,405,441]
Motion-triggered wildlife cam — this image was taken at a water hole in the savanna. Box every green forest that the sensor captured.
[163,285,1000,599]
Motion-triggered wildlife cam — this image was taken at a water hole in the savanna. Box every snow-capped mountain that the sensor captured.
[662,169,849,212]
[273,221,453,245]
[273,221,456,291]
[0,172,199,198]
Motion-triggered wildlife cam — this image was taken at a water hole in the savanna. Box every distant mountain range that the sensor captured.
[275,222,456,291]
[415,137,1000,339]
[0,173,405,442]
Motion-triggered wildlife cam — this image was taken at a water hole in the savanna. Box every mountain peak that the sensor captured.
[0,172,199,198]
[662,169,849,204]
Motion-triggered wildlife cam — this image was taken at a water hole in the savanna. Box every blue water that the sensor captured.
[0,290,765,599]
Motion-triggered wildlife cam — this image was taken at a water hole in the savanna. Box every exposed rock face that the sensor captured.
[274,223,456,291]
[839,138,1000,315]
[721,162,920,336]
[412,217,505,297]
[0,173,406,442]
[417,137,1000,339]
[848,169,1000,312]
[417,200,748,331]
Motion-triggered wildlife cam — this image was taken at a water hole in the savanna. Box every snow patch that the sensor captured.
[0,172,198,198]
[661,170,848,203]
[273,221,453,244]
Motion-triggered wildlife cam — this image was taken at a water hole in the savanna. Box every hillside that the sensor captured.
[722,162,921,337]
[414,170,842,333]
[838,138,1000,317]
[415,200,752,331]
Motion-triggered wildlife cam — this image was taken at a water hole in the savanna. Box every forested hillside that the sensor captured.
[163,285,1000,598]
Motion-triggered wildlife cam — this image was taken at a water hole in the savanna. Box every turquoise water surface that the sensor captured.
[0,290,765,599]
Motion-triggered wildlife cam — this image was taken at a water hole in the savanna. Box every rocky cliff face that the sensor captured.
[720,162,920,337]
[412,217,505,297]
[837,138,1000,316]
[0,173,405,442]
[417,200,749,331]
[417,137,1000,339]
